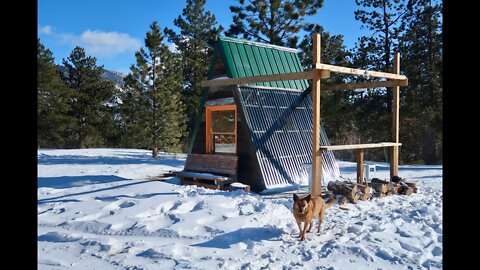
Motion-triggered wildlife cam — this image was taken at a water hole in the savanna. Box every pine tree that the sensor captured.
[298,24,351,76]
[347,0,410,161]
[399,0,442,164]
[226,0,324,47]
[298,25,358,151]
[164,0,223,142]
[118,73,150,148]
[122,22,186,158]
[61,47,117,148]
[353,0,409,114]
[37,39,74,148]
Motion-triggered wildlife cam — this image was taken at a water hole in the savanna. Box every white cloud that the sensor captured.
[57,29,141,58]
[78,30,141,57]
[39,25,53,35]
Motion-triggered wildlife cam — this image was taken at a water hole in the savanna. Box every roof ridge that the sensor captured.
[218,36,299,53]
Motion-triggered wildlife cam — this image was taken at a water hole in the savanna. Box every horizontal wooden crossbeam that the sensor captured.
[201,71,314,87]
[201,64,407,88]
[319,142,402,151]
[202,74,407,91]
[322,79,408,91]
[315,63,407,80]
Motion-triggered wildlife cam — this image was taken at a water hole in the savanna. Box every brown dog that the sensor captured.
[293,194,335,241]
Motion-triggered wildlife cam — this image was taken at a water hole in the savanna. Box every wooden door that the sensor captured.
[205,105,237,155]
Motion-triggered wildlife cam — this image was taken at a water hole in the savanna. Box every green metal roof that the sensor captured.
[210,36,309,90]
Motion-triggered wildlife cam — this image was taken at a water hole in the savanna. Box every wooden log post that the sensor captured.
[390,52,400,178]
[311,33,323,196]
[357,149,365,185]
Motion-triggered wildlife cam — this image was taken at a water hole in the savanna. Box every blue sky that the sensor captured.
[38,0,370,74]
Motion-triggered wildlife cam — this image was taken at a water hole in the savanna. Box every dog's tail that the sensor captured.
[324,196,336,210]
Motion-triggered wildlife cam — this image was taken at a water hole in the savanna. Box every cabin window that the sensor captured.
[206,105,237,155]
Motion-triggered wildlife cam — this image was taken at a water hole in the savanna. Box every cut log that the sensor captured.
[360,185,371,195]
[342,181,360,193]
[327,180,357,198]
[390,176,418,193]
[337,195,347,205]
[371,178,389,184]
[348,192,360,204]
[343,181,357,188]
[386,182,394,192]
[350,182,371,195]
[373,191,385,198]
[370,183,387,193]
[391,175,402,183]
[399,181,410,189]
[370,178,392,194]
[392,182,402,194]
[395,181,413,195]
[344,181,372,199]
[404,182,418,193]
[358,192,370,201]
[402,187,414,196]
[386,190,395,196]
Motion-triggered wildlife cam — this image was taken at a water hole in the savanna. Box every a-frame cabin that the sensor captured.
[189,36,339,192]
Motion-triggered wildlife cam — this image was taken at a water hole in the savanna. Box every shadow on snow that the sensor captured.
[37,180,169,204]
[38,175,131,189]
[192,227,283,249]
[37,152,185,167]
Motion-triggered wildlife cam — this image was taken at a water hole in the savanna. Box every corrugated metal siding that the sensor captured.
[236,85,340,188]
[218,36,308,90]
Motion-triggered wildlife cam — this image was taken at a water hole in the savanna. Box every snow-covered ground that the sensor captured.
[38,148,442,269]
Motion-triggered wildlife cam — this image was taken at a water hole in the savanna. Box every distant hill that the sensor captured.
[57,65,127,88]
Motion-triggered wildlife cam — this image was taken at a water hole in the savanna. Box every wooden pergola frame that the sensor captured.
[201,34,407,195]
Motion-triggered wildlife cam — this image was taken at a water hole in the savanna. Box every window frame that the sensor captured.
[205,104,237,155]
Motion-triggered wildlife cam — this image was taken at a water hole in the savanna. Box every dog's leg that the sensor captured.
[317,208,325,234]
[307,220,313,232]
[296,220,303,238]
[301,221,309,241]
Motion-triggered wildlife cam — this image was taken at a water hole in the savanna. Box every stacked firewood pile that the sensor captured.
[326,176,418,205]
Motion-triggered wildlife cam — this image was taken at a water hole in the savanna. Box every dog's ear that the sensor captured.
[293,194,298,202]
[305,194,311,202]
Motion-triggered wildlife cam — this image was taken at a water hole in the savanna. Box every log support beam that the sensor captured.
[311,33,322,196]
[357,149,364,185]
[390,52,401,178]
